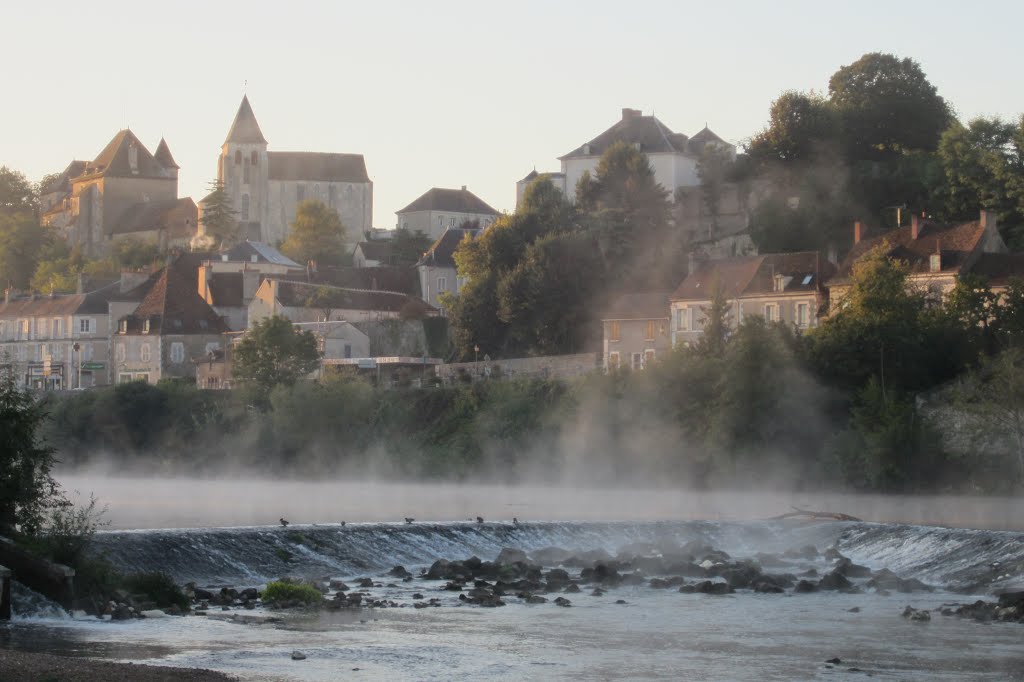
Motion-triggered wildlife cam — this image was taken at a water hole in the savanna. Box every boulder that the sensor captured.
[495,548,529,565]
[388,566,412,579]
[291,651,307,661]
[426,559,452,580]
[818,571,853,591]
[530,547,575,565]
[834,558,872,578]
[140,609,166,618]
[679,580,733,595]
[997,591,1024,609]
[525,595,548,604]
[553,596,572,607]
[902,606,931,622]
[794,580,819,593]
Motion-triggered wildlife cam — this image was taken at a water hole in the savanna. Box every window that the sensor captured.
[313,184,320,199]
[118,373,133,384]
[115,343,126,363]
[170,342,185,364]
[143,318,151,334]
[79,318,92,334]
[609,320,621,341]
[39,318,49,338]
[676,308,692,331]
[83,343,93,361]
[205,342,221,356]
[251,151,258,166]
[39,344,49,361]
[17,345,27,361]
[344,343,352,359]
[450,216,456,227]
[437,276,447,292]
[118,318,128,334]
[53,344,62,361]
[53,318,63,338]
[17,319,28,340]
[801,275,813,285]
[241,194,250,221]
[645,320,656,341]
[608,351,620,369]
[438,215,444,227]
[234,150,242,165]
[631,352,642,370]
[140,343,151,363]
[297,185,306,202]
[644,349,656,368]
[243,162,250,184]
[796,302,809,328]
[763,304,779,323]
[128,144,138,172]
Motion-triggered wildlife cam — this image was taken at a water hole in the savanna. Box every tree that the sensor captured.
[0,372,60,535]
[232,315,322,401]
[389,228,433,267]
[200,180,239,249]
[0,166,37,214]
[828,52,953,160]
[697,145,734,230]
[693,279,731,359]
[746,91,839,163]
[280,200,347,266]
[111,237,161,270]
[0,210,47,289]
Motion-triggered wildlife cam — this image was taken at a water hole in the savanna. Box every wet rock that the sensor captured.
[997,590,1024,609]
[239,587,259,601]
[902,605,931,622]
[565,549,614,567]
[553,597,572,607]
[866,569,932,593]
[530,547,575,565]
[426,559,452,580]
[329,580,350,591]
[443,581,464,592]
[564,583,581,593]
[824,547,845,562]
[615,599,627,604]
[847,607,861,613]
[357,578,375,588]
[291,651,306,661]
[825,657,842,664]
[525,595,548,604]
[716,561,763,589]
[388,566,412,579]
[818,571,853,591]
[797,569,819,578]
[495,548,529,565]
[544,568,571,587]
[784,545,819,561]
[794,580,819,593]
[591,588,605,596]
[580,563,622,586]
[193,588,215,601]
[679,580,733,595]
[834,558,872,578]
[649,577,687,589]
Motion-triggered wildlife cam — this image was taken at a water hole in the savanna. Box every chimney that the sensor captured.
[76,272,86,295]
[911,213,921,240]
[621,108,642,121]
[4,287,10,304]
[980,209,997,234]
[461,185,467,192]
[854,221,863,245]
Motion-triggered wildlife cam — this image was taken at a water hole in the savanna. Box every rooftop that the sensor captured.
[397,187,498,216]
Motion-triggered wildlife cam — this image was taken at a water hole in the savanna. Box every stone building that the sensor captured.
[670,252,831,347]
[249,278,436,326]
[395,186,499,241]
[516,108,735,208]
[601,292,672,371]
[40,131,196,255]
[213,96,372,247]
[415,227,479,312]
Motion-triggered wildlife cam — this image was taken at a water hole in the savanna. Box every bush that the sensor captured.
[262,579,323,606]
[123,571,190,611]
[29,493,108,566]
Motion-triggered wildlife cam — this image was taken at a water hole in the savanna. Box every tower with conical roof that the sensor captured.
[219,95,268,241]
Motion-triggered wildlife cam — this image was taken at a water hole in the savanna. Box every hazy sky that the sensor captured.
[3,1,1023,231]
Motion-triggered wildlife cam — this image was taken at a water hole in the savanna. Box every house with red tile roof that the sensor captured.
[670,252,832,347]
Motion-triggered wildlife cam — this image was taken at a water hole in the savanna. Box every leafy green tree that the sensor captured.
[0,166,37,214]
[693,279,731,358]
[389,228,433,267]
[0,372,60,535]
[0,210,47,288]
[280,200,347,266]
[200,180,239,249]
[697,145,734,229]
[746,91,839,163]
[232,315,322,401]
[828,52,953,160]
[944,274,1000,356]
[111,237,161,270]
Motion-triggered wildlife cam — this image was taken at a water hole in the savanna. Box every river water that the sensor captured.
[2,477,1023,681]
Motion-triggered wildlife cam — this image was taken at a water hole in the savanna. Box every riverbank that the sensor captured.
[0,648,236,681]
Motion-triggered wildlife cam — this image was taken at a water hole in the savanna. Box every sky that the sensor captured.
[3,0,1024,231]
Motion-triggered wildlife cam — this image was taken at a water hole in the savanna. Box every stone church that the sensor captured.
[211,96,373,247]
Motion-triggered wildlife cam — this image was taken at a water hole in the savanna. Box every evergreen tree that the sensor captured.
[200,180,239,249]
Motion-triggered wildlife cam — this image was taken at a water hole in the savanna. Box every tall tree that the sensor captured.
[200,180,239,249]
[746,91,839,163]
[828,52,953,160]
[0,372,60,535]
[0,166,37,214]
[232,315,322,402]
[0,211,47,289]
[280,200,348,266]
[389,228,433,267]
[953,347,1024,482]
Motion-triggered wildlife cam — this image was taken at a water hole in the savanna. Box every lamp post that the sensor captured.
[72,342,81,390]
[474,344,480,378]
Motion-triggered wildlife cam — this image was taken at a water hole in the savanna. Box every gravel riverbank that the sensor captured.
[0,648,237,681]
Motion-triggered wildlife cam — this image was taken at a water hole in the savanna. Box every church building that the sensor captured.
[213,96,373,247]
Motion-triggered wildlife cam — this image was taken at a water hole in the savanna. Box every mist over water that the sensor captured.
[58,473,1024,531]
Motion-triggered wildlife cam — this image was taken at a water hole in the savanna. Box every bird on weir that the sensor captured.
[476,516,485,524]
[279,518,289,527]
[405,517,415,524]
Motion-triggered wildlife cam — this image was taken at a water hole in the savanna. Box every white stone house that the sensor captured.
[415,227,479,312]
[395,187,499,241]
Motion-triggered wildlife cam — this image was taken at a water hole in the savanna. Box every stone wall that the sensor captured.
[435,353,599,383]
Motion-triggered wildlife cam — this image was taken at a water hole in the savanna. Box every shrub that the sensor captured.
[123,571,190,611]
[262,579,323,606]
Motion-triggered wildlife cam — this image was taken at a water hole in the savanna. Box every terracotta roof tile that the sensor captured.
[123,257,228,335]
[603,291,671,320]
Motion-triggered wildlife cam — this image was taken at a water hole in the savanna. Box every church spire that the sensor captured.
[154,137,179,169]
[224,95,267,145]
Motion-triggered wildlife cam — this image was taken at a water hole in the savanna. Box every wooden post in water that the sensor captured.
[0,565,11,620]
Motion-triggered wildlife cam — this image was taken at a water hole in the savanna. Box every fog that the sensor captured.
[57,474,1024,532]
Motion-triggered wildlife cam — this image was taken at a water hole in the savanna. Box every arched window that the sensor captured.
[241,194,250,221]
[234,150,242,165]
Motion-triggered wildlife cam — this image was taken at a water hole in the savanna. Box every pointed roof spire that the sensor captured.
[224,95,267,145]
[154,137,179,169]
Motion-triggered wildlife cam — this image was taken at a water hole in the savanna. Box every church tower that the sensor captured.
[219,95,268,242]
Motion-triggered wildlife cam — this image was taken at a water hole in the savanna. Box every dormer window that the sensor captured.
[251,151,258,166]
[235,150,242,165]
[930,253,941,273]
[143,318,151,334]
[582,144,591,155]
[128,144,139,173]
[774,274,785,292]
[118,318,128,334]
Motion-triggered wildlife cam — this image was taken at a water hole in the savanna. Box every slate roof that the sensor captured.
[672,252,826,301]
[77,129,174,180]
[560,110,732,161]
[274,280,436,316]
[355,240,395,263]
[154,137,179,169]
[108,198,196,236]
[41,160,87,195]
[518,169,565,183]
[207,272,244,307]
[397,188,498,216]
[603,291,671,320]
[224,241,301,267]
[416,228,479,268]
[279,266,422,298]
[122,258,229,335]
[267,152,369,183]
[830,218,990,285]
[224,95,268,145]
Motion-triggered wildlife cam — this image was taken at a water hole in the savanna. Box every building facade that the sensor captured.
[601,292,672,371]
[396,187,498,241]
[416,227,478,312]
[214,96,373,246]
